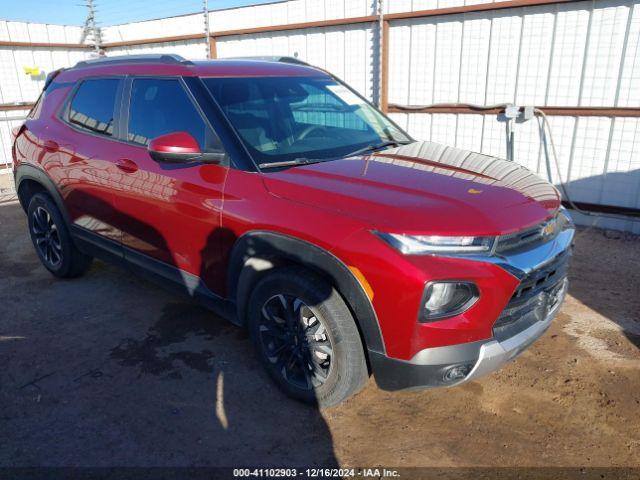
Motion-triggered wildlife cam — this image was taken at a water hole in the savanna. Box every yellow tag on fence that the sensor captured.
[23,66,41,77]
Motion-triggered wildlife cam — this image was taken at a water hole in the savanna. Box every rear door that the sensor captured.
[112,76,229,295]
[55,77,126,253]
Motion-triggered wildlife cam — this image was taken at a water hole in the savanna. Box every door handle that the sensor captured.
[43,140,59,153]
[116,158,138,173]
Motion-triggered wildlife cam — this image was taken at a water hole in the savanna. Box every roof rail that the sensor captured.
[74,54,193,69]
[220,56,311,66]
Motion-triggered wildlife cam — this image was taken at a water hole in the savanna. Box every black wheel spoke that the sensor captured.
[35,209,46,230]
[259,294,333,391]
[41,210,51,232]
[33,211,46,233]
[266,342,291,363]
[271,342,290,357]
[262,297,286,323]
[280,350,298,380]
[260,325,288,341]
[301,362,314,389]
[32,206,63,268]
[284,298,297,327]
[49,246,60,264]
[52,241,62,254]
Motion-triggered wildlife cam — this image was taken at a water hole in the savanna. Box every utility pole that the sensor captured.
[82,0,102,56]
[203,0,211,59]
[378,0,384,108]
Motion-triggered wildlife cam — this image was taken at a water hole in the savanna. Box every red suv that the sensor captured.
[13,55,574,407]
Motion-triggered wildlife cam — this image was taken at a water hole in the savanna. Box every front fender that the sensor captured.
[227,230,385,356]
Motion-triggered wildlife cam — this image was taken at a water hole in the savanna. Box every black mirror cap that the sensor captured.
[148,149,225,165]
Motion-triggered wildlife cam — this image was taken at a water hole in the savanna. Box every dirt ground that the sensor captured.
[1,178,639,469]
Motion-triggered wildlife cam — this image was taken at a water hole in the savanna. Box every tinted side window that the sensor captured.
[68,79,119,137]
[127,78,214,149]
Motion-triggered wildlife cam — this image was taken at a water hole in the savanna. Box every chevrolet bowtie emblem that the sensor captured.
[542,221,556,237]
[467,188,482,194]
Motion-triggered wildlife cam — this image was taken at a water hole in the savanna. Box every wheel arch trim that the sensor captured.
[14,164,71,225]
[227,230,386,355]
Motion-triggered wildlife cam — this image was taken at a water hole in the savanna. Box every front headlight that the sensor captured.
[558,207,574,231]
[373,232,496,255]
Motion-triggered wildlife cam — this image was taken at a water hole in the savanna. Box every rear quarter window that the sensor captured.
[65,78,120,137]
[28,91,46,120]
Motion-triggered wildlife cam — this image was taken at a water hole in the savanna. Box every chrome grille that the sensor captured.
[495,217,559,254]
[493,251,570,342]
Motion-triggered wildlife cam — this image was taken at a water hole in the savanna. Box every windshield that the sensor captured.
[202,76,411,167]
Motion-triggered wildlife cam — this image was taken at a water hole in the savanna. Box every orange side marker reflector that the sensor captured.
[348,266,374,301]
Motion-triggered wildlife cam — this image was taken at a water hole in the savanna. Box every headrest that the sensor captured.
[218,82,251,107]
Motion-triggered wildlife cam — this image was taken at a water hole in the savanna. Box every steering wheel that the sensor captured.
[297,125,330,141]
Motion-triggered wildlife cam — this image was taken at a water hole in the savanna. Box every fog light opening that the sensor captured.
[442,364,473,383]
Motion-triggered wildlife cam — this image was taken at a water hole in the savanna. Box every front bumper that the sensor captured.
[372,222,574,391]
[465,276,567,382]
[372,278,567,391]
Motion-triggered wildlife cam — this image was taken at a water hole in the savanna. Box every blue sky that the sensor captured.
[0,0,277,26]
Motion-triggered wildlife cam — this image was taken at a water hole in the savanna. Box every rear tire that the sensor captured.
[248,266,369,408]
[27,193,93,278]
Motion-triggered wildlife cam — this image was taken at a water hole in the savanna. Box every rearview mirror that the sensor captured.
[148,132,224,164]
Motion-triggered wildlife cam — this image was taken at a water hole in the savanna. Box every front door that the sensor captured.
[112,77,229,295]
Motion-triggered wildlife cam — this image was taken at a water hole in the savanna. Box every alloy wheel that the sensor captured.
[31,206,63,267]
[258,294,333,390]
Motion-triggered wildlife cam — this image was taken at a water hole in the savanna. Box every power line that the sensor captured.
[94,0,202,27]
[95,0,200,15]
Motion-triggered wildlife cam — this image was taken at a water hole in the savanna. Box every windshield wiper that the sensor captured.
[345,141,405,158]
[258,140,411,169]
[258,157,327,169]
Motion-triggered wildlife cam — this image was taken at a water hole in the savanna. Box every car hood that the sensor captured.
[262,141,561,236]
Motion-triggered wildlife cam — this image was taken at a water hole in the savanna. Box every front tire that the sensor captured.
[248,267,369,407]
[27,193,93,278]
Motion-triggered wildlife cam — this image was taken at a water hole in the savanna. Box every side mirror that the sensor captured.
[148,132,224,164]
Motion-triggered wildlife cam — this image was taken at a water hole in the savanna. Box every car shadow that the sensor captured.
[0,195,340,468]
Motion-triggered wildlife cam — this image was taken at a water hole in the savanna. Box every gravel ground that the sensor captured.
[0,172,17,203]
[0,186,639,469]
